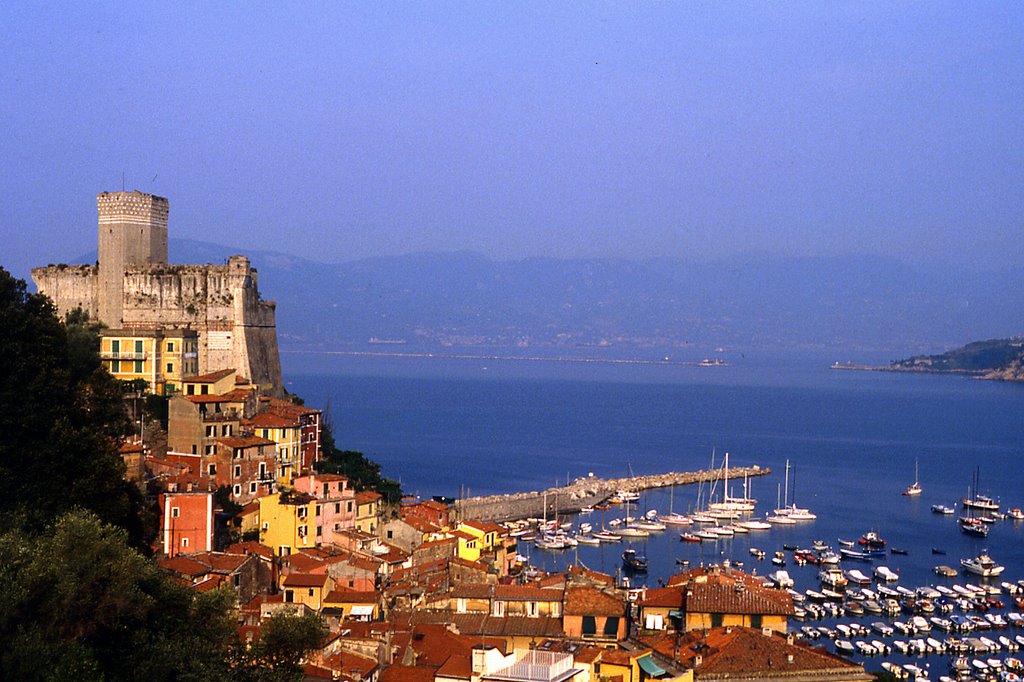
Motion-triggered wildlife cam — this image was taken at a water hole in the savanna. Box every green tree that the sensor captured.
[228,612,327,681]
[0,511,237,681]
[0,268,150,546]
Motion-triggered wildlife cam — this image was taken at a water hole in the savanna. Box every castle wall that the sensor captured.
[30,265,99,319]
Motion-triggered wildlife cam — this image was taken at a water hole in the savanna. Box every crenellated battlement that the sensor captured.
[32,192,282,395]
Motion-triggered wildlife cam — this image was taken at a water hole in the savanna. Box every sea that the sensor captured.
[285,347,1024,673]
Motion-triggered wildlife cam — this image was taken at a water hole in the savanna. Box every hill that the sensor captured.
[61,240,1024,356]
[891,338,1024,380]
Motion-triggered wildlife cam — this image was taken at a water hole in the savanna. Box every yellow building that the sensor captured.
[451,529,482,562]
[323,588,380,621]
[245,410,302,486]
[354,491,382,535]
[259,490,318,556]
[181,368,244,397]
[281,573,332,610]
[100,328,198,395]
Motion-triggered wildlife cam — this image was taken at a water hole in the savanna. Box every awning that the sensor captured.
[349,605,374,616]
[637,654,666,677]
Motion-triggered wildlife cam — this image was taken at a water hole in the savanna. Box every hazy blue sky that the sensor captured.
[3,2,1022,279]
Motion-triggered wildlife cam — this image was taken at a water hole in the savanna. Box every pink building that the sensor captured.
[291,473,357,546]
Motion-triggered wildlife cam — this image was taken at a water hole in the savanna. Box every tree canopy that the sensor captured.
[315,410,402,504]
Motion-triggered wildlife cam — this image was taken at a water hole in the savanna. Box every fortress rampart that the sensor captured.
[31,192,283,395]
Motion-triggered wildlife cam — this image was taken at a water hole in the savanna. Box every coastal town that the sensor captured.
[19,191,879,681]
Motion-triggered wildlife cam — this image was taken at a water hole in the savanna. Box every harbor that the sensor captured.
[452,465,769,523]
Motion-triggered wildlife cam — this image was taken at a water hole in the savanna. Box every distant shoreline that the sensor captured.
[282,349,728,368]
[830,362,987,378]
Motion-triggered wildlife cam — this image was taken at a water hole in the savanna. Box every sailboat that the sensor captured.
[961,467,999,512]
[903,459,922,496]
[707,451,756,514]
[659,483,692,526]
[771,459,816,519]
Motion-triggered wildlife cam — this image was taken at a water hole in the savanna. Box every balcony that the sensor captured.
[184,352,198,359]
[101,351,147,360]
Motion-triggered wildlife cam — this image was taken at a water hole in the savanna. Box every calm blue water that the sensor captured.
[285,350,1024,669]
[285,351,1024,578]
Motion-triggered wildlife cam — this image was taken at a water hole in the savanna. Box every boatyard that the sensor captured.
[452,465,769,522]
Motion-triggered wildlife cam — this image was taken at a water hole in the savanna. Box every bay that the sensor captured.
[285,350,1024,594]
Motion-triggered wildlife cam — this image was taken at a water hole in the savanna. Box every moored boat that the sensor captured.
[621,548,648,572]
[961,551,1005,578]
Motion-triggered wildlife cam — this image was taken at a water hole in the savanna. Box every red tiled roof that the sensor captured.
[494,584,562,601]
[186,368,236,383]
[638,585,685,608]
[325,588,378,604]
[245,411,300,429]
[159,555,211,577]
[379,665,435,682]
[282,573,328,588]
[686,581,795,616]
[564,586,624,617]
[356,491,382,504]
[655,626,869,678]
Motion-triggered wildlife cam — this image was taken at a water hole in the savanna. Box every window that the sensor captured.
[249,482,257,493]
[112,340,120,354]
[316,525,322,536]
[135,340,143,353]
[603,616,620,637]
[187,385,195,395]
[201,385,208,395]
[205,444,215,456]
[111,359,120,373]
[316,505,322,516]
[171,507,180,518]
[259,463,267,478]
[347,501,353,513]
[334,503,340,514]
[711,613,723,628]
[285,590,294,603]
[297,508,307,519]
[582,616,596,635]
[166,362,173,373]
[492,601,505,617]
[222,425,229,436]
[181,537,189,548]
[234,465,241,477]
[167,341,174,352]
[386,530,393,539]
[233,574,240,587]
[233,484,241,496]
[191,445,197,455]
[262,429,270,439]
[134,360,143,373]
[206,426,215,437]
[527,601,538,617]
[751,614,763,629]
[208,464,216,476]
[323,483,329,496]
[348,580,354,588]
[457,598,466,613]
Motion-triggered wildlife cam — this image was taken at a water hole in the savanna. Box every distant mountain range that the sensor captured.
[65,239,1024,357]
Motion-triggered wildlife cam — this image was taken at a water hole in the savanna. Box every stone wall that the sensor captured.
[454,467,770,523]
[31,264,99,319]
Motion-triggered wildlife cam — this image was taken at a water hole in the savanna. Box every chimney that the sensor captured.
[787,653,795,664]
[694,655,702,667]
[762,627,772,637]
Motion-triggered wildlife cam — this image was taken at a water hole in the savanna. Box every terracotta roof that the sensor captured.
[189,551,249,573]
[686,582,795,616]
[321,649,378,678]
[159,555,211,577]
[225,541,273,560]
[245,411,299,429]
[379,665,435,682]
[493,584,562,601]
[460,519,506,535]
[282,573,328,588]
[657,627,870,679]
[283,553,325,574]
[401,516,443,533]
[639,585,685,608]
[325,588,378,604]
[411,611,563,639]
[186,368,236,383]
[563,586,625,617]
[450,583,493,600]
[356,491,382,504]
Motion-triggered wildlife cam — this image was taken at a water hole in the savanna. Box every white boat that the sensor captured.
[847,569,872,585]
[614,525,650,538]
[592,530,620,542]
[660,512,692,526]
[633,519,667,531]
[614,489,640,502]
[575,534,600,546]
[767,513,796,525]
[737,519,771,530]
[874,565,900,582]
[819,567,848,589]
[961,551,1005,577]
[706,450,758,513]
[931,504,955,514]
[770,569,794,588]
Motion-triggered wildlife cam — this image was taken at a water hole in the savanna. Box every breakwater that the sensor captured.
[453,466,770,523]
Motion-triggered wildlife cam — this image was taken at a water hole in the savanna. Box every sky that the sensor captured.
[2,2,1023,281]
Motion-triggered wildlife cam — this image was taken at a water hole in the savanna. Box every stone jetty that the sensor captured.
[453,466,770,523]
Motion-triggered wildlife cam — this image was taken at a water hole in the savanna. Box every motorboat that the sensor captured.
[770,570,794,588]
[874,565,899,582]
[737,518,771,530]
[575,534,600,546]
[859,531,886,549]
[680,532,702,543]
[932,503,955,515]
[959,517,989,538]
[846,569,872,585]
[621,548,648,572]
[592,530,620,543]
[819,566,848,590]
[961,551,1005,578]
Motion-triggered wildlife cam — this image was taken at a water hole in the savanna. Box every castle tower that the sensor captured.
[97,191,169,327]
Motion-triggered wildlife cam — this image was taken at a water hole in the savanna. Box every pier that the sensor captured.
[453,466,770,523]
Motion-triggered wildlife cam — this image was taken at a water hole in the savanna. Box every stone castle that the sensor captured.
[32,191,283,395]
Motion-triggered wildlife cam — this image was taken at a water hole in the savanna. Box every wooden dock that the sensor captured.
[453,466,770,523]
